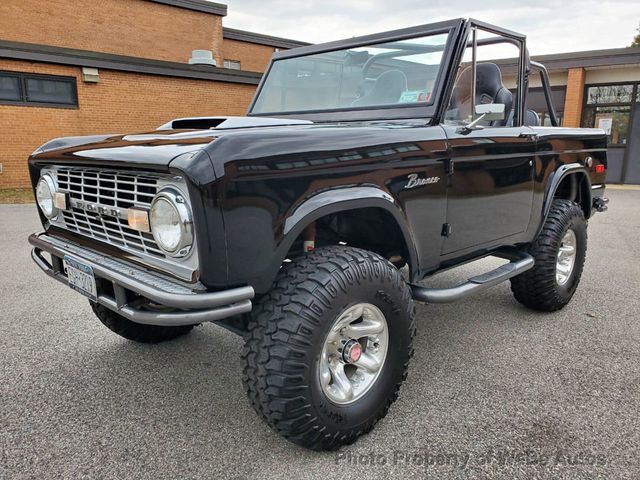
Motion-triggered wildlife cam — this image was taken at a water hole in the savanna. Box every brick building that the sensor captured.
[502,47,640,184]
[2,3,640,188]
[0,0,307,189]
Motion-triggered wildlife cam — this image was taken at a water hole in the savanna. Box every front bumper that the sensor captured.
[29,232,254,327]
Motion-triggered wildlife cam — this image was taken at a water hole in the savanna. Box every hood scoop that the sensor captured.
[157,116,313,131]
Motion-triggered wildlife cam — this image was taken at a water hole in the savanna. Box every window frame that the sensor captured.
[0,71,23,102]
[584,83,635,106]
[581,81,638,148]
[0,70,79,109]
[223,59,242,70]
[250,30,456,118]
[441,21,528,128]
[247,18,466,122]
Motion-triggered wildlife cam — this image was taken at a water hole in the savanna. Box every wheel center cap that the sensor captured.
[342,339,362,364]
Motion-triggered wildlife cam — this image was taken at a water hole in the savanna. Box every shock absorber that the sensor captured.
[303,222,316,252]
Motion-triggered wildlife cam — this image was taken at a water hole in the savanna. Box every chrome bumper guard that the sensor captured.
[29,233,254,327]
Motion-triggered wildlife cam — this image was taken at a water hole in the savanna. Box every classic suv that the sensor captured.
[28,19,608,450]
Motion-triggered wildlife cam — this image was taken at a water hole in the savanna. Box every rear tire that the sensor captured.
[90,302,194,343]
[510,199,587,311]
[241,246,416,450]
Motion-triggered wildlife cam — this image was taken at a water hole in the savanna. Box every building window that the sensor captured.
[223,59,241,70]
[0,74,21,101]
[582,83,636,146]
[0,71,78,107]
[586,85,633,105]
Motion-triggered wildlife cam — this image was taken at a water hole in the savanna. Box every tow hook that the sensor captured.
[593,197,609,213]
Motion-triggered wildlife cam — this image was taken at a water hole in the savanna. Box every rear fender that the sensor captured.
[542,163,592,223]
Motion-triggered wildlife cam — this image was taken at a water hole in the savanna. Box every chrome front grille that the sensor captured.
[61,208,165,257]
[56,168,158,210]
[41,165,198,282]
[54,168,165,258]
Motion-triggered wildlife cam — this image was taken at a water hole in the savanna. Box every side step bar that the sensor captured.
[410,250,534,304]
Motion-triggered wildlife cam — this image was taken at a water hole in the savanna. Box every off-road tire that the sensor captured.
[90,301,194,343]
[241,246,416,450]
[510,199,587,311]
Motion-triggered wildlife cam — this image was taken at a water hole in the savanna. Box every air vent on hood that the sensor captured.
[171,118,226,130]
[157,116,313,131]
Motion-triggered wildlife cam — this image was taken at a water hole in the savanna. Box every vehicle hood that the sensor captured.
[29,115,434,178]
[29,117,315,170]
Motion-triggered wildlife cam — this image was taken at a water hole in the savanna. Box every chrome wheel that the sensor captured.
[556,229,577,286]
[319,303,389,405]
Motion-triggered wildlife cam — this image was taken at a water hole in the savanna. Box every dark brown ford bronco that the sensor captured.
[28,18,608,450]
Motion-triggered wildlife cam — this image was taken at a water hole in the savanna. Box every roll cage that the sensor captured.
[247,18,558,127]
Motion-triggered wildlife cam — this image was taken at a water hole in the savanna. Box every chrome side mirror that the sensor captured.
[457,103,506,133]
[474,103,506,121]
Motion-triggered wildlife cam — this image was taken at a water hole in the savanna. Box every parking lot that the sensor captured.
[1,188,639,479]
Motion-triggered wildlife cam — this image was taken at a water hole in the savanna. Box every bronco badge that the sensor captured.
[405,173,440,189]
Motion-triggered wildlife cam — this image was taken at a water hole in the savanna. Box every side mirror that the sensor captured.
[457,103,506,133]
[474,103,505,121]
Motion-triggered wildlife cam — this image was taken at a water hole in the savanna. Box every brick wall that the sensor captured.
[0,59,256,188]
[563,68,586,128]
[222,39,277,73]
[0,0,224,64]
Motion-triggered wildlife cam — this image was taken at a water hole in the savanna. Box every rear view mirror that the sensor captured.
[474,103,505,121]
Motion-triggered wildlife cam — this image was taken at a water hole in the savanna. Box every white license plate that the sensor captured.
[63,255,97,302]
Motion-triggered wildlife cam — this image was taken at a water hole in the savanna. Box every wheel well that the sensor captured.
[287,207,413,272]
[553,173,591,218]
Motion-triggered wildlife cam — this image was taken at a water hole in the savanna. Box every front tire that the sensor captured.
[241,246,416,450]
[511,199,587,311]
[90,302,194,343]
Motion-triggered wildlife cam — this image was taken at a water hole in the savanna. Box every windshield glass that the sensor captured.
[250,32,451,115]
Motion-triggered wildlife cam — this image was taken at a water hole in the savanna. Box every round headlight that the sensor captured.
[149,188,193,256]
[36,174,57,218]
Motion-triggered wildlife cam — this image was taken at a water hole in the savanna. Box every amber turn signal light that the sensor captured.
[128,208,150,232]
[53,192,67,210]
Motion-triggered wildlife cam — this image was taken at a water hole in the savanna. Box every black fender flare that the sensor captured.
[282,186,420,276]
[542,163,592,222]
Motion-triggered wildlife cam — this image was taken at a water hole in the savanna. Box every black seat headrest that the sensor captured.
[450,63,513,127]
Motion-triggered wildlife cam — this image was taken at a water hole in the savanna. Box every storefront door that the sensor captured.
[581,83,638,184]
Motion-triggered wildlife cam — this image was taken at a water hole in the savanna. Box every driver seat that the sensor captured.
[450,63,512,127]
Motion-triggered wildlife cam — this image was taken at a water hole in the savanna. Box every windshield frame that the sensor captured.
[247,18,465,123]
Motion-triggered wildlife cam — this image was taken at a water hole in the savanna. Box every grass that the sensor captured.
[0,188,35,204]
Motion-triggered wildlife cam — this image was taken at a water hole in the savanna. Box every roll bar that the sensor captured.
[529,60,559,126]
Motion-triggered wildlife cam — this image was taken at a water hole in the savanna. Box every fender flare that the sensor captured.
[283,186,420,275]
[542,163,592,220]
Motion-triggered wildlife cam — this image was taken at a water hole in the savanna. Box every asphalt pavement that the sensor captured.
[1,189,639,480]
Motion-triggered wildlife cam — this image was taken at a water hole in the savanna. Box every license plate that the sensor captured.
[63,255,98,302]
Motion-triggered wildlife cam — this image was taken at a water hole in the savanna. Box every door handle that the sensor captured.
[519,131,538,139]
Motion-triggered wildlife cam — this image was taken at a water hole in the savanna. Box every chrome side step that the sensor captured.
[410,250,534,304]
